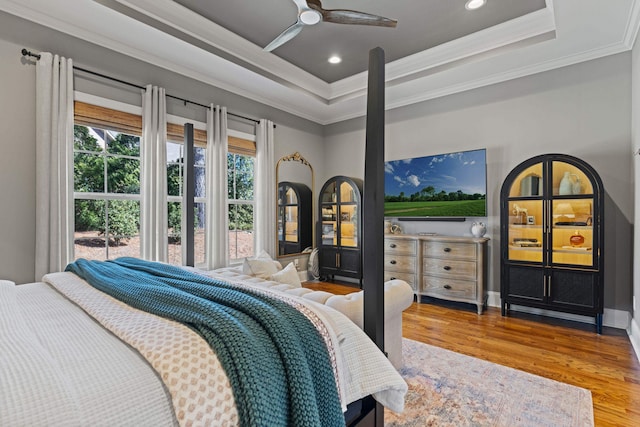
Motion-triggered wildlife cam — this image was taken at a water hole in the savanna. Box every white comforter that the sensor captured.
[0,279,176,426]
[0,272,406,426]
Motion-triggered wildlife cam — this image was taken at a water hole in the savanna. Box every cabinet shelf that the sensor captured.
[509,245,542,251]
[553,246,592,252]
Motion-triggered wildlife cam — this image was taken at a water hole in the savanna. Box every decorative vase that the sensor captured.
[570,230,584,247]
[572,176,582,194]
[559,171,573,195]
[470,222,487,238]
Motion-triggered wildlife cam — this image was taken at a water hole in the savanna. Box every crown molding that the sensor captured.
[623,0,640,48]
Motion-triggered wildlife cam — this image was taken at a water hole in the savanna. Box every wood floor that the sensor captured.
[304,281,640,427]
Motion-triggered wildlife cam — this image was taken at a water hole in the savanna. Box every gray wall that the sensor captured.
[324,53,633,312]
[0,11,325,283]
[631,27,640,351]
[0,37,37,284]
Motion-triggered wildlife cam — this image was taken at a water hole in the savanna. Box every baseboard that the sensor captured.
[630,317,640,364]
[486,291,630,330]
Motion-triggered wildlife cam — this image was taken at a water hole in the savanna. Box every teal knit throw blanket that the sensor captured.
[66,257,344,427]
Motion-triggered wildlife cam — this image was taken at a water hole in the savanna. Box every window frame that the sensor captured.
[72,92,258,265]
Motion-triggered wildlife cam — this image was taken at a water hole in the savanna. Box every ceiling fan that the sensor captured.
[264,0,397,52]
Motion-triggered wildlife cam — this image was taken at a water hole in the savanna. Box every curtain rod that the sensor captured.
[21,48,272,127]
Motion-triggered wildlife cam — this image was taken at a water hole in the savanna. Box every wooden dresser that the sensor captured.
[383,234,489,314]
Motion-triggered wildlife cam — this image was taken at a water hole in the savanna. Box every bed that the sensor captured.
[0,258,406,426]
[1,48,394,427]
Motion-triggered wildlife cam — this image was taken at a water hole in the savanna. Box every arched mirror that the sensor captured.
[276,152,314,256]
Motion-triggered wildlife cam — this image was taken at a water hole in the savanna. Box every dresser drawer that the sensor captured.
[423,258,476,280]
[384,238,417,255]
[384,271,417,291]
[422,276,477,300]
[423,241,476,260]
[384,254,416,273]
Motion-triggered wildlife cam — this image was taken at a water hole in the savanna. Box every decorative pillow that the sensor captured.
[270,262,302,288]
[243,257,279,279]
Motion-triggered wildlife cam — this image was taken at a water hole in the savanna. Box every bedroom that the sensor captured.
[0,0,638,424]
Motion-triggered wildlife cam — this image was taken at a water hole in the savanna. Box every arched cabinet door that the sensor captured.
[500,153,604,333]
[317,176,363,282]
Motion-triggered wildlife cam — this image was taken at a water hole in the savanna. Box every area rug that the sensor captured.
[384,338,594,426]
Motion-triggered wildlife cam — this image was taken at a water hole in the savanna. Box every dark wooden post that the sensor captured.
[183,123,195,266]
[362,46,386,427]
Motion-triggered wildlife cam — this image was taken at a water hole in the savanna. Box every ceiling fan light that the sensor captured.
[465,0,486,10]
[300,10,322,25]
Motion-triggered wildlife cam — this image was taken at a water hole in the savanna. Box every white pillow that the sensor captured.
[255,249,272,260]
[243,257,279,279]
[270,262,302,288]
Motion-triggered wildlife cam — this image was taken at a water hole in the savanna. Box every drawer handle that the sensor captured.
[443,247,451,252]
[390,260,397,265]
[443,284,452,290]
[443,265,451,271]
[390,243,397,248]
[390,276,396,280]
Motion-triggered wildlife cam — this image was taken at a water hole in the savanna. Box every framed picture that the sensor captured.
[527,215,535,225]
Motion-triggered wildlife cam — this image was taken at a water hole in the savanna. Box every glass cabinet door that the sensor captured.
[320,181,338,246]
[550,161,595,267]
[338,181,358,247]
[506,163,544,263]
[507,199,544,263]
[321,181,337,203]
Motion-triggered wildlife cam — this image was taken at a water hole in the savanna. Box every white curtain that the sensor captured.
[140,85,168,262]
[34,53,74,280]
[205,105,229,269]
[255,119,276,257]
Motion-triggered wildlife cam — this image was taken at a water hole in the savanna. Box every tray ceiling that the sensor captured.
[1,0,639,124]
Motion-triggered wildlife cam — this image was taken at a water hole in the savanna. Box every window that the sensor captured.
[74,101,143,261]
[73,98,258,265]
[166,122,207,266]
[227,151,255,261]
[73,124,142,260]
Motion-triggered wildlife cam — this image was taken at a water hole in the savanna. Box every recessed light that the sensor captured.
[465,0,486,10]
[328,55,342,64]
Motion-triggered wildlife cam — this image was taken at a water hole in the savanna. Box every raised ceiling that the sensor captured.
[1,0,639,124]
[172,0,546,83]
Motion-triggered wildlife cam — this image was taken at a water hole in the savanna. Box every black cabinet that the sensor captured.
[277,182,312,255]
[500,154,604,333]
[317,176,363,281]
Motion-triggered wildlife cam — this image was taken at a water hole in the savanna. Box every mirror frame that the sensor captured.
[276,152,315,257]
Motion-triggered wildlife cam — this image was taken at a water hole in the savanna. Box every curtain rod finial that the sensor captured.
[21,48,41,60]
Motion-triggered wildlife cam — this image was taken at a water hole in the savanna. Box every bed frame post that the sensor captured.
[362,46,386,427]
[183,123,195,266]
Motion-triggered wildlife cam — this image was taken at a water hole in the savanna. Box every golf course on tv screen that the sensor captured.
[384,149,487,218]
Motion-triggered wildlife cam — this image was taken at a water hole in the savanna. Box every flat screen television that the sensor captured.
[384,148,487,219]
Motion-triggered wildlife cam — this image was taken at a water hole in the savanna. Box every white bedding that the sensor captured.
[0,271,406,426]
[0,280,177,426]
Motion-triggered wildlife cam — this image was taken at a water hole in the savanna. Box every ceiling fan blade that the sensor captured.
[263,21,305,51]
[292,0,311,11]
[321,9,397,27]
